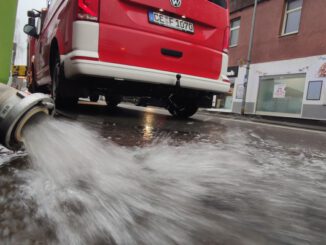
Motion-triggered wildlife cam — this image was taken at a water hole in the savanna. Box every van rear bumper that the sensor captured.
[62,51,230,93]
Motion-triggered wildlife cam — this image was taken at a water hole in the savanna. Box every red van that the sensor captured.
[24,0,230,118]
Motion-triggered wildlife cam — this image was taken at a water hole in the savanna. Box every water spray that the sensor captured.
[0,84,54,150]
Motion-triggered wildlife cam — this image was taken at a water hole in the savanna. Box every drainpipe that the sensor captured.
[241,0,258,115]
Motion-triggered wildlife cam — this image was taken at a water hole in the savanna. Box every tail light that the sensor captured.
[223,26,230,53]
[77,0,100,22]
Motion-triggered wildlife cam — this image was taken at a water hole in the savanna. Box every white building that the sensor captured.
[232,55,326,120]
[226,0,326,120]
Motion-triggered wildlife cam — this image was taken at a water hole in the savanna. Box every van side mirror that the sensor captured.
[28,17,35,26]
[27,10,40,18]
[24,24,38,38]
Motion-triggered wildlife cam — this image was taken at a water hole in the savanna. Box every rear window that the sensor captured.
[209,0,227,9]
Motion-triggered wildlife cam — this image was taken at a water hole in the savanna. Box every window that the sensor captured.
[230,18,240,47]
[256,74,306,114]
[307,81,323,100]
[282,0,303,35]
[208,0,227,9]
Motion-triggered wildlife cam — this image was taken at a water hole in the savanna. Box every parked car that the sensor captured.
[24,0,230,118]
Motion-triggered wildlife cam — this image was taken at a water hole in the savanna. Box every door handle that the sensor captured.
[161,48,183,58]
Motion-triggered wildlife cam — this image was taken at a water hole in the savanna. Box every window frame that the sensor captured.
[281,0,303,36]
[230,18,241,48]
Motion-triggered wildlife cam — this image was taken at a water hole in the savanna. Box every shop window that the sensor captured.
[307,81,323,100]
[282,0,303,35]
[230,18,240,47]
[256,74,306,115]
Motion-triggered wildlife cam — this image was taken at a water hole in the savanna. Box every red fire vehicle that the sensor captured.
[24,0,230,118]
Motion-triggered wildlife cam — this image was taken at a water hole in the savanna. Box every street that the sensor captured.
[1,102,326,245]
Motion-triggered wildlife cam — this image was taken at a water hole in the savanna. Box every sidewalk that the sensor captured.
[202,109,326,132]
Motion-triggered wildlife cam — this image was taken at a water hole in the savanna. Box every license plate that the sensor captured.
[148,11,194,34]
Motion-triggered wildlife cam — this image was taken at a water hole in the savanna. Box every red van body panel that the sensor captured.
[33,0,75,86]
[99,0,229,79]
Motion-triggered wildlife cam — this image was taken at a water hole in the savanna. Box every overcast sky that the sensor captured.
[14,0,47,65]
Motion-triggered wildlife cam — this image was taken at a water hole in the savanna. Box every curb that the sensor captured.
[201,109,326,132]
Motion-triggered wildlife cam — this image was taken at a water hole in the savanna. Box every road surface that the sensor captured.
[1,102,326,245]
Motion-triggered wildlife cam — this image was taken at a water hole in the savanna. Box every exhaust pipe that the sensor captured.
[0,84,54,150]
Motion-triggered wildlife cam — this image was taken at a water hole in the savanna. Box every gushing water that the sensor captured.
[4,116,326,244]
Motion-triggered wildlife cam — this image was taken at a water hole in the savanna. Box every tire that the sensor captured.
[105,95,121,109]
[167,96,198,118]
[51,57,78,109]
[51,63,60,105]
[90,94,99,103]
[168,104,198,118]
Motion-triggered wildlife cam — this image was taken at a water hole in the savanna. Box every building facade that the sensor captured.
[227,0,326,120]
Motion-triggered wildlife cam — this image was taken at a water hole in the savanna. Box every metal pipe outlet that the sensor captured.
[0,84,54,150]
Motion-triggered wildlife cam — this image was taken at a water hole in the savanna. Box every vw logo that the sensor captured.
[170,0,182,8]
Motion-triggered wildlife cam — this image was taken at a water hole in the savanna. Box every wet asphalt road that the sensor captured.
[1,102,326,245]
[57,102,326,149]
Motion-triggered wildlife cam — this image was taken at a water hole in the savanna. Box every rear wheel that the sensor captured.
[167,96,198,118]
[89,94,99,103]
[105,95,122,109]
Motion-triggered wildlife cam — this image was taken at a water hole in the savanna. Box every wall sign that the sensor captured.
[273,84,286,98]
[11,65,27,77]
[227,66,239,78]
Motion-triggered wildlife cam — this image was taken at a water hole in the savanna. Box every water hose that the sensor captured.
[0,84,54,150]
